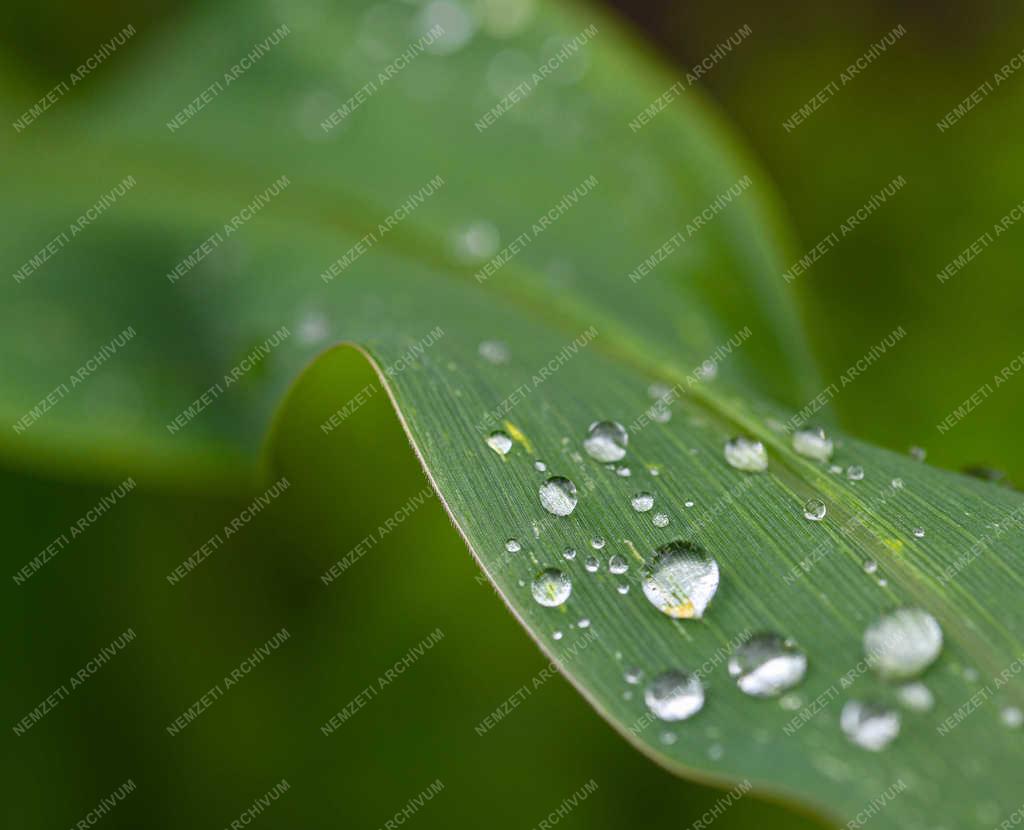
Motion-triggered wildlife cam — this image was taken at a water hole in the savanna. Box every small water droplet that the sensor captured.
[563,547,576,561]
[608,555,629,574]
[963,666,980,682]
[846,465,865,481]
[533,459,547,472]
[478,340,510,365]
[453,219,499,261]
[644,670,705,721]
[896,682,934,712]
[649,466,661,477]
[642,541,719,619]
[840,700,901,751]
[891,477,905,490]
[622,689,633,700]
[792,427,834,461]
[779,694,803,711]
[552,629,563,640]
[591,537,606,550]
[577,617,590,629]
[863,560,878,574]
[583,421,628,462]
[505,538,521,553]
[829,464,843,475]
[696,359,718,381]
[617,583,630,594]
[724,437,768,472]
[708,743,724,760]
[631,492,654,513]
[803,498,827,522]
[1001,706,1023,729]
[659,731,678,745]
[909,445,927,462]
[913,527,925,539]
[486,431,513,455]
[684,500,695,508]
[624,667,643,685]
[539,476,578,516]
[584,555,600,573]
[616,466,632,477]
[652,513,670,528]
[531,568,572,607]
[419,0,479,55]
[864,607,943,680]
[728,634,808,698]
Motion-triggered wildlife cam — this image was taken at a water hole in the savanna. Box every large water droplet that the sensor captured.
[728,634,808,698]
[583,421,628,462]
[724,437,768,472]
[531,568,572,607]
[642,541,719,619]
[792,427,834,461]
[486,431,513,456]
[539,476,578,516]
[803,498,827,522]
[840,700,901,751]
[864,608,943,680]
[644,670,704,721]
[631,492,654,513]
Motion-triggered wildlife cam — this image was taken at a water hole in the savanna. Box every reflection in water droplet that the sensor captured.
[584,555,599,573]
[724,437,768,472]
[847,465,865,481]
[864,607,943,680]
[583,421,628,462]
[608,555,628,575]
[505,539,521,553]
[642,541,719,619]
[486,431,512,455]
[792,427,834,461]
[531,568,572,607]
[896,682,934,712]
[478,340,510,365]
[645,670,705,721]
[1001,706,1024,729]
[563,547,576,561]
[652,513,670,528]
[728,634,808,698]
[803,498,827,522]
[539,476,578,516]
[841,700,901,751]
[631,492,654,512]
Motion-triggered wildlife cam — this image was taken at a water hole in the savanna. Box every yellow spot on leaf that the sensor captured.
[883,538,904,554]
[503,421,534,455]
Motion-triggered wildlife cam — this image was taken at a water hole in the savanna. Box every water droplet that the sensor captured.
[728,634,808,698]
[552,629,563,640]
[584,555,600,573]
[864,607,943,680]
[891,477,905,490]
[829,464,843,475]
[724,437,768,472]
[577,617,590,629]
[563,547,576,561]
[616,466,632,477]
[696,359,718,381]
[846,465,865,481]
[840,700,901,751]
[583,421,628,462]
[792,427,834,461]
[652,513,670,528]
[648,382,671,399]
[642,541,719,619]
[591,537,606,550]
[684,500,695,508]
[617,584,630,594]
[803,498,827,522]
[453,219,499,262]
[624,666,643,685]
[505,538,521,553]
[708,743,724,760]
[534,460,547,472]
[622,689,633,700]
[648,466,661,477]
[896,682,934,712]
[913,527,925,539]
[420,1,479,56]
[478,340,510,365]
[909,445,927,462]
[779,694,803,711]
[631,492,654,513]
[608,555,629,574]
[531,568,572,607]
[644,670,705,721]
[659,731,678,745]
[863,560,878,574]
[539,476,578,516]
[1001,706,1023,729]
[486,431,512,456]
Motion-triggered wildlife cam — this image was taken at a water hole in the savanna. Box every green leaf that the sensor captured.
[3,2,1022,827]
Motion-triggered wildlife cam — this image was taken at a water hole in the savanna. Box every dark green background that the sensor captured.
[5,2,1022,828]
